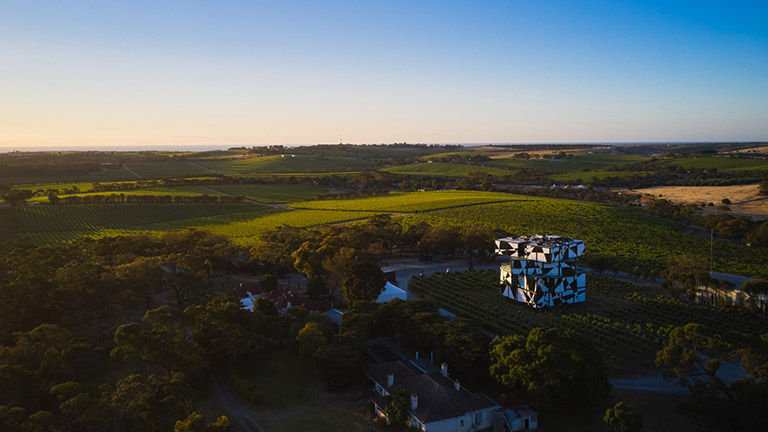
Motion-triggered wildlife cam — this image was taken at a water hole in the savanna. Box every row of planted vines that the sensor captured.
[409,270,768,375]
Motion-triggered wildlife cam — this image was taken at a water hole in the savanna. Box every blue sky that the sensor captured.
[1,0,767,147]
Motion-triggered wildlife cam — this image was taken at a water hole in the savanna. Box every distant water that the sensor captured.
[0,141,736,152]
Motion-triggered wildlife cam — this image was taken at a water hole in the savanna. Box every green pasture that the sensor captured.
[123,161,210,178]
[656,156,768,172]
[380,162,513,177]
[209,183,328,203]
[398,197,768,278]
[416,150,487,160]
[195,154,378,174]
[488,153,649,172]
[292,190,521,212]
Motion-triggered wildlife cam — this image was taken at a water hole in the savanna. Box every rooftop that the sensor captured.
[366,360,499,423]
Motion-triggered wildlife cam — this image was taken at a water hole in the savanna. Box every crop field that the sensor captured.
[397,198,768,278]
[380,162,513,177]
[1,167,138,185]
[209,184,328,203]
[416,150,488,160]
[27,185,224,202]
[488,153,648,172]
[547,170,646,182]
[123,161,210,178]
[195,154,378,174]
[191,209,381,245]
[0,203,264,245]
[657,156,768,172]
[292,190,523,212]
[410,271,768,375]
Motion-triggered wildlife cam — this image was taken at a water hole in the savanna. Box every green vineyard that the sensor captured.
[409,270,768,375]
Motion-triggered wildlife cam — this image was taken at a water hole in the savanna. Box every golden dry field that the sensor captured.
[635,183,768,220]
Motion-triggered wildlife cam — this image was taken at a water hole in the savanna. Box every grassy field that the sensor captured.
[380,162,513,177]
[397,197,768,278]
[657,156,768,172]
[196,154,378,174]
[292,190,522,212]
[489,153,649,172]
[233,350,376,432]
[209,184,328,203]
[123,161,210,178]
[410,271,768,375]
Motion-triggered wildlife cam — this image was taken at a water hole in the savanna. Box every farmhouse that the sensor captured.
[496,234,586,308]
[366,359,535,432]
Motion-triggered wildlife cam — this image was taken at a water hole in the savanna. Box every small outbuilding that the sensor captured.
[376,281,408,303]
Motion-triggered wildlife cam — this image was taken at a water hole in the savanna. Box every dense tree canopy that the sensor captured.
[490,327,611,414]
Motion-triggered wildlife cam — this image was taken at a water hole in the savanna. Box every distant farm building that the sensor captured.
[496,234,586,308]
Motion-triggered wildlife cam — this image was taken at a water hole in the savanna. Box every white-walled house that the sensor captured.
[365,360,536,431]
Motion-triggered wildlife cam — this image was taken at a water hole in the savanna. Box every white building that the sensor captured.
[365,359,538,431]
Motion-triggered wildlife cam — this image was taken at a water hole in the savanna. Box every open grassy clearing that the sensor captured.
[397,198,768,278]
[380,162,513,177]
[232,350,377,432]
[635,183,768,220]
[488,153,649,172]
[210,183,328,203]
[657,156,768,171]
[292,190,523,212]
[410,271,768,375]
[237,350,315,409]
[123,161,210,178]
[196,154,378,174]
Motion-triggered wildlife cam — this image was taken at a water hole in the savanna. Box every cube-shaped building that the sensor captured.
[496,234,586,308]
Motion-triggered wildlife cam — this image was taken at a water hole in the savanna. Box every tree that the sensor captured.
[0,189,33,206]
[252,297,278,316]
[296,322,326,357]
[313,343,364,391]
[656,324,768,431]
[259,274,279,292]
[490,327,610,414]
[340,261,385,305]
[604,401,643,432]
[759,180,768,196]
[174,412,229,432]
[384,385,410,426]
[662,255,712,300]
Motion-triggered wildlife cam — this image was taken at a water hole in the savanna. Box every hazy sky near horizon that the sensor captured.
[1,0,767,148]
